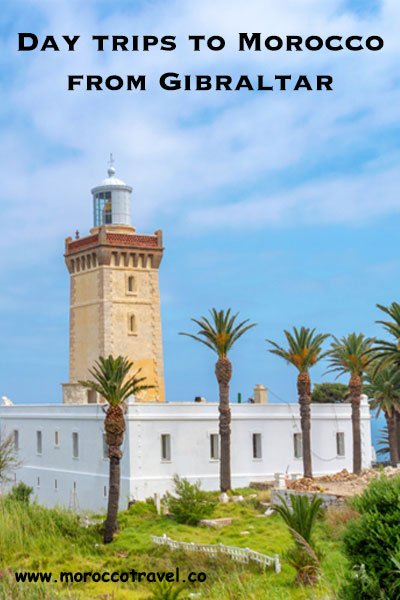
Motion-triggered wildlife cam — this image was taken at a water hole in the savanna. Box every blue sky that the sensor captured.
[0,0,398,426]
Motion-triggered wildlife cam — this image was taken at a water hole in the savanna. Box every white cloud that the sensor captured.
[186,162,400,229]
[1,0,400,265]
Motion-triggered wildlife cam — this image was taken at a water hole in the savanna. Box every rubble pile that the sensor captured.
[286,466,400,496]
[286,478,324,492]
[319,469,357,482]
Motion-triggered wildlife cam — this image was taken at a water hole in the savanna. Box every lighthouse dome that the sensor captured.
[99,164,127,187]
[91,156,132,227]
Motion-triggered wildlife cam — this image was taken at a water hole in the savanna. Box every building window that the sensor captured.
[294,433,303,459]
[161,434,171,461]
[103,433,108,459]
[54,479,58,490]
[54,431,59,447]
[72,432,79,459]
[36,431,42,455]
[252,433,262,459]
[336,432,345,457]
[87,390,97,404]
[210,434,219,460]
[94,191,112,226]
[104,486,107,498]
[128,313,138,335]
[13,430,19,451]
[37,477,40,488]
[73,481,77,491]
[127,275,136,294]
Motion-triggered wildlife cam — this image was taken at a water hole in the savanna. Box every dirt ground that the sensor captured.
[285,466,400,497]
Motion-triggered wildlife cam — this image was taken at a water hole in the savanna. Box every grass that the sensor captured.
[0,490,350,599]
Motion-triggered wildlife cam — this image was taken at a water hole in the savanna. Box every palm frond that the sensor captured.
[267,326,330,373]
[79,355,154,406]
[326,332,374,378]
[180,308,256,357]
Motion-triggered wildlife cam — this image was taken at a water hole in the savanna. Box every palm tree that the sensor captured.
[272,493,323,585]
[326,333,374,474]
[180,309,256,491]
[365,365,400,463]
[374,302,400,457]
[374,302,400,369]
[80,355,152,543]
[267,327,329,478]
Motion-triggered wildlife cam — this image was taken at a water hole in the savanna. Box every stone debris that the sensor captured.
[219,492,229,504]
[286,466,400,496]
[286,478,325,492]
[199,517,234,528]
[232,495,245,503]
[318,469,358,482]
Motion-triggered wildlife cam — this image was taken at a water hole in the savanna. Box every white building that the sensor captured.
[0,161,373,511]
[0,400,372,511]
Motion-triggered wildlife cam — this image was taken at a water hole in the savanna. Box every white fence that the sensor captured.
[151,534,281,573]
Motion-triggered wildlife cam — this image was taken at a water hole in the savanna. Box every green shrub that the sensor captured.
[148,579,188,599]
[8,481,33,504]
[272,493,324,585]
[340,475,400,599]
[163,475,216,525]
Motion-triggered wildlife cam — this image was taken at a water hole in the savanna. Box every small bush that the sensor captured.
[272,493,324,585]
[8,482,33,504]
[163,475,216,525]
[340,475,400,599]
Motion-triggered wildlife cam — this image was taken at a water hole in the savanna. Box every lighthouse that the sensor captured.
[62,158,165,403]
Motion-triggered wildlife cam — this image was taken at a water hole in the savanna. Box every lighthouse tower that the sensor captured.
[63,158,165,403]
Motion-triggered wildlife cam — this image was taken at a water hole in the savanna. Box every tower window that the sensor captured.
[210,434,219,460]
[128,313,138,335]
[54,430,59,447]
[13,430,19,451]
[72,432,79,459]
[336,432,345,456]
[94,191,112,226]
[36,431,42,455]
[127,275,136,294]
[252,433,262,459]
[293,433,303,458]
[161,434,171,461]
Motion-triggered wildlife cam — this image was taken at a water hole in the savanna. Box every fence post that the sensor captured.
[274,554,281,573]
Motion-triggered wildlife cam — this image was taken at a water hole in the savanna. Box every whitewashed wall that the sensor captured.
[0,400,372,511]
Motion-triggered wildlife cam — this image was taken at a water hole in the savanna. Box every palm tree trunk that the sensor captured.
[103,404,125,543]
[216,356,232,492]
[349,374,362,474]
[297,372,312,478]
[396,410,400,460]
[104,455,120,543]
[386,412,400,464]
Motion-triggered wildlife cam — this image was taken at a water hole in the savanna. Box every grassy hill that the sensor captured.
[0,488,349,599]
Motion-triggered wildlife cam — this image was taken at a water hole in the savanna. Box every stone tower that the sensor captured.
[62,158,165,403]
